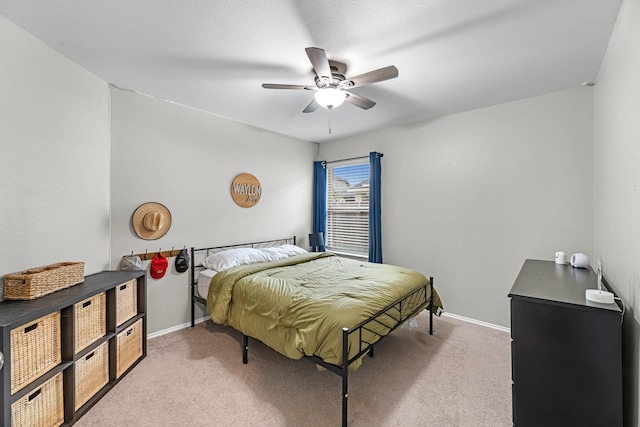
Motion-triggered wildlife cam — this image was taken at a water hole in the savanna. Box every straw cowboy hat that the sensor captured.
[132,202,172,240]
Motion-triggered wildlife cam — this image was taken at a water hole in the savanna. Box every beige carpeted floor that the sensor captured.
[75,313,512,427]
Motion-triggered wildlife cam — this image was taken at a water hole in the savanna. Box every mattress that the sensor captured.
[197,269,217,299]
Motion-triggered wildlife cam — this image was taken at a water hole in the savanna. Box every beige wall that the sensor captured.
[594,0,640,424]
[319,87,595,328]
[109,88,316,334]
[0,15,110,290]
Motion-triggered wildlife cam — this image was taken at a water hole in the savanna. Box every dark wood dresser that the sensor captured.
[508,259,623,427]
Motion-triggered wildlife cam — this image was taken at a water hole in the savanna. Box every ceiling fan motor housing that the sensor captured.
[314,71,349,89]
[314,60,352,89]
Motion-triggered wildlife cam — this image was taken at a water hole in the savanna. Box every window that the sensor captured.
[326,160,369,256]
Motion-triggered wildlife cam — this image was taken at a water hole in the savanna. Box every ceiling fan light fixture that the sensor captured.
[314,88,347,109]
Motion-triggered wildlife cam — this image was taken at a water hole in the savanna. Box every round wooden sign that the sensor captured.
[230,173,262,208]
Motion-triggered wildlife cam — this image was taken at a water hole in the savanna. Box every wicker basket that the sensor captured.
[115,279,138,326]
[4,262,84,300]
[74,342,109,411]
[116,319,143,378]
[74,293,106,353]
[11,311,62,394]
[11,372,64,427]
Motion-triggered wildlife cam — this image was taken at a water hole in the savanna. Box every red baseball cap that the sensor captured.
[150,252,168,279]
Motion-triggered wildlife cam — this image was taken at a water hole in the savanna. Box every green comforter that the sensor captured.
[207,252,442,369]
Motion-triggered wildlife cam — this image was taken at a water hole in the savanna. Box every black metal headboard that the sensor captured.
[189,236,296,326]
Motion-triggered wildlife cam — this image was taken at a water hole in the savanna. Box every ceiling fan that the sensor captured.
[262,47,398,113]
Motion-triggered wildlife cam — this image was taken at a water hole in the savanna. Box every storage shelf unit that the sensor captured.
[0,270,146,426]
[508,259,623,427]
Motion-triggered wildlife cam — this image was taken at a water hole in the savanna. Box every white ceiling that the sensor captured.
[0,0,622,143]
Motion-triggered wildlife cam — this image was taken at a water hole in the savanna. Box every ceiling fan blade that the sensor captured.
[262,83,315,90]
[305,47,332,83]
[303,99,320,113]
[346,65,398,88]
[345,92,376,110]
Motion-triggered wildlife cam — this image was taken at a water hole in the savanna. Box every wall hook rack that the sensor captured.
[132,247,186,261]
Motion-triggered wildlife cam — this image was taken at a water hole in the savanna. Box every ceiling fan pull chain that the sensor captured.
[328,110,332,134]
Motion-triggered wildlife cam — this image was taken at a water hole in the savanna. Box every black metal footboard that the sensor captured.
[304,277,435,427]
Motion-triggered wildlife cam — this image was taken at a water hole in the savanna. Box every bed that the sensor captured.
[190,237,443,427]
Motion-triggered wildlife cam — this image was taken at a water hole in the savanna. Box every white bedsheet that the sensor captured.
[197,269,217,299]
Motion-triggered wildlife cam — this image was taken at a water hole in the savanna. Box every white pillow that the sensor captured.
[201,247,270,271]
[259,247,285,262]
[259,244,308,261]
[274,244,308,256]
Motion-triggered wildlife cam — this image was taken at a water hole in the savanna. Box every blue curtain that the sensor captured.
[312,161,327,252]
[369,152,383,263]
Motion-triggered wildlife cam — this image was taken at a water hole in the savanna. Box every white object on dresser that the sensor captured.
[585,259,615,304]
[555,251,567,264]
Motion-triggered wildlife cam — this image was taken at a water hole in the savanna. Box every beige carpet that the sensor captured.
[76,313,512,427]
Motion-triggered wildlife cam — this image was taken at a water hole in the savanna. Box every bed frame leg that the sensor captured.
[242,334,249,364]
[190,247,196,327]
[190,285,195,328]
[341,327,349,427]
[342,374,348,427]
[368,345,374,358]
[191,302,195,328]
[429,276,434,335]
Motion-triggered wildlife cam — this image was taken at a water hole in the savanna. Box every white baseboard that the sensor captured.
[147,316,209,339]
[442,312,510,333]
[148,312,509,339]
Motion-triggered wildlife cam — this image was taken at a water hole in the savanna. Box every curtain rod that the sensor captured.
[324,152,383,165]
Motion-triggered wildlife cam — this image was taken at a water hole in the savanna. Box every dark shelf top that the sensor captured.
[0,270,145,329]
[508,259,621,313]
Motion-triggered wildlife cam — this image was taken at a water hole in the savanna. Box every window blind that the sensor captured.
[326,161,369,256]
